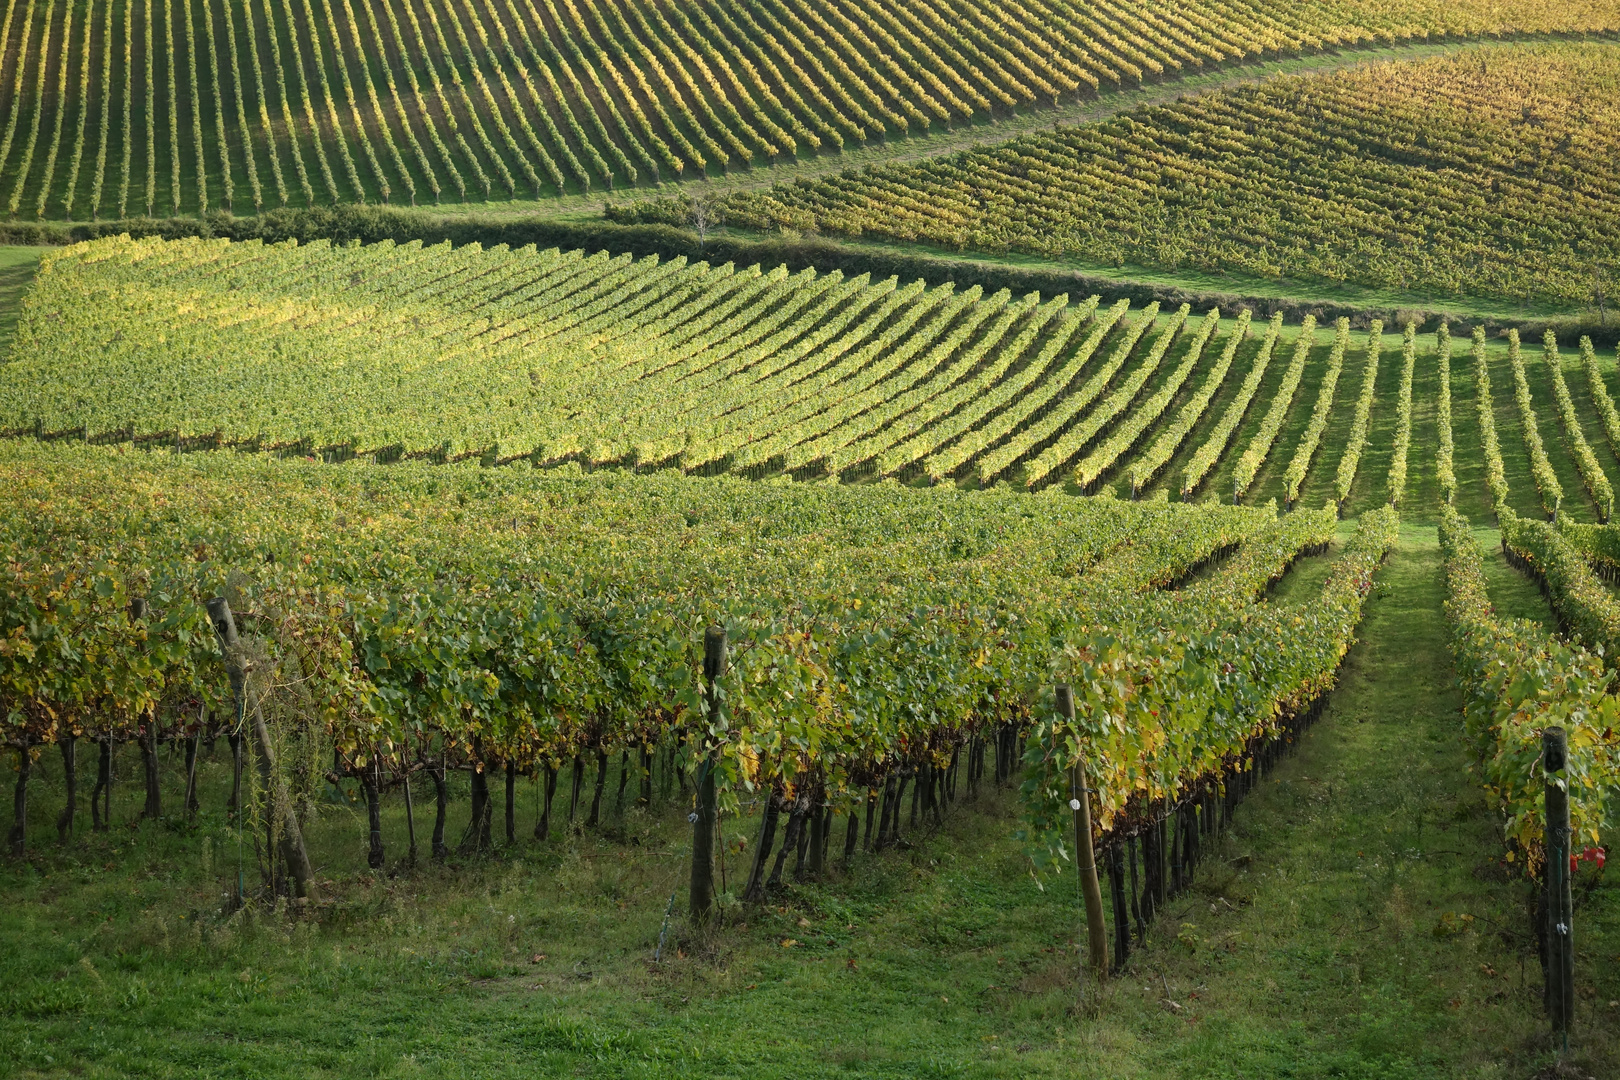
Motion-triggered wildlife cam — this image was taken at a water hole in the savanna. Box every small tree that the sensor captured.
[689,197,724,252]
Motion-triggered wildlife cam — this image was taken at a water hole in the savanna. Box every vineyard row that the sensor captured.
[26,235,1620,518]
[0,0,1616,216]
[654,44,1620,306]
[0,444,1398,916]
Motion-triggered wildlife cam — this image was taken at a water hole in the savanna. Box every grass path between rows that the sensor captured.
[0,246,43,359]
[1127,523,1618,1078]
[1,522,1616,1078]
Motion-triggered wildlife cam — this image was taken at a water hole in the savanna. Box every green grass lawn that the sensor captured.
[0,246,43,359]
[1,525,1613,1079]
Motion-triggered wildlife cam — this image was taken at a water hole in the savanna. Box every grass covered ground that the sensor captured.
[1,526,1613,1079]
[0,246,43,357]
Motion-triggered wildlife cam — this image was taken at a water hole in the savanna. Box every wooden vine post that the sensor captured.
[207,597,317,902]
[1057,684,1108,982]
[56,733,75,842]
[6,742,28,856]
[688,624,726,922]
[1543,726,1574,1040]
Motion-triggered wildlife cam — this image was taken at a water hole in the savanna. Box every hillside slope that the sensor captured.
[634,43,1620,308]
[11,234,1620,524]
[0,0,1617,216]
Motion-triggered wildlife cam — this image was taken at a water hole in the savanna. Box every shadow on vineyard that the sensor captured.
[0,246,42,357]
[0,531,1614,1079]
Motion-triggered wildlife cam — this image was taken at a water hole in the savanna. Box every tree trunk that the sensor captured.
[363,757,385,869]
[56,735,75,843]
[430,758,449,862]
[637,744,652,807]
[909,766,922,829]
[1169,802,1182,895]
[183,734,200,817]
[478,767,494,850]
[568,755,584,824]
[463,755,492,855]
[7,745,29,856]
[1109,843,1131,970]
[690,622,728,922]
[536,765,557,840]
[926,761,939,829]
[91,740,111,831]
[767,794,808,890]
[614,749,630,811]
[465,767,486,854]
[1128,834,1144,941]
[505,761,516,844]
[586,748,607,828]
[209,596,319,898]
[887,777,913,854]
[250,702,314,899]
[227,732,242,817]
[875,773,897,851]
[743,791,780,903]
[140,723,161,820]
[806,800,825,879]
[793,801,812,881]
[1156,806,1170,909]
[1139,823,1158,925]
[862,782,879,852]
[843,806,859,863]
[1057,679,1110,985]
[403,768,418,868]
